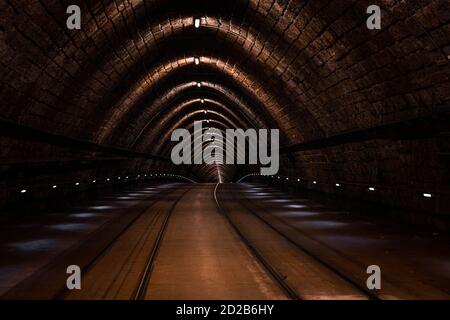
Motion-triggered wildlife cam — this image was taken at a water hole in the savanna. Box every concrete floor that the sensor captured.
[0,184,177,298]
[0,183,449,300]
[219,193,368,300]
[231,184,450,299]
[144,185,287,300]
[65,187,189,300]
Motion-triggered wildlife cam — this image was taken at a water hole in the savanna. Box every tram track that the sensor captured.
[215,183,377,300]
[63,186,191,300]
[214,183,300,300]
[133,188,190,300]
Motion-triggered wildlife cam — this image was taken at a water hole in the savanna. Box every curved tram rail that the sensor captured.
[214,183,301,300]
[215,183,379,300]
[133,189,191,300]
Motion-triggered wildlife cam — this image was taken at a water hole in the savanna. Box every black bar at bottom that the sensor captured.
[0,300,448,319]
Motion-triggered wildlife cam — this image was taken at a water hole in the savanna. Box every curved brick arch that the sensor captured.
[3,0,447,146]
[0,0,448,213]
[77,6,448,148]
[48,0,320,133]
[134,98,253,152]
[104,62,283,144]
[153,112,239,156]
[169,126,260,170]
[92,48,320,147]
[22,5,328,144]
[157,111,243,155]
[156,115,260,160]
[104,75,274,147]
[173,124,260,181]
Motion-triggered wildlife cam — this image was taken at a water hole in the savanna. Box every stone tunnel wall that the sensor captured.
[0,1,449,216]
[279,136,450,216]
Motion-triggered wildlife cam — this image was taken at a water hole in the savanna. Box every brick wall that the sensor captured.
[0,0,449,215]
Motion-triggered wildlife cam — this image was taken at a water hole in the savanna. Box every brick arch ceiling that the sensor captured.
[1,0,449,186]
[104,76,276,148]
[133,99,253,153]
[1,0,360,143]
[61,0,330,143]
[4,0,446,140]
[155,112,247,156]
[101,59,291,139]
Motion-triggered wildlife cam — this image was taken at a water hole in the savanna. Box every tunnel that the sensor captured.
[0,0,449,303]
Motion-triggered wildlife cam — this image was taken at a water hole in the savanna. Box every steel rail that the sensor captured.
[214,183,301,300]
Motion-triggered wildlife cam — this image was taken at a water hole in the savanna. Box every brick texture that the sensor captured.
[0,0,449,214]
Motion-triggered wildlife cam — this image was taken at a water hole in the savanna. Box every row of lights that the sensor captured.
[193,18,212,123]
[194,18,214,123]
[247,174,435,199]
[19,173,188,194]
[195,18,201,29]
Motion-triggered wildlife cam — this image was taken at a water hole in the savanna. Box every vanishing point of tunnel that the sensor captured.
[0,0,449,303]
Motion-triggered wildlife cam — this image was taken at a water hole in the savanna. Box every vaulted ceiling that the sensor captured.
[0,0,449,212]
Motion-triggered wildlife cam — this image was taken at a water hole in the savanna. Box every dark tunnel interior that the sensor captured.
[0,0,449,302]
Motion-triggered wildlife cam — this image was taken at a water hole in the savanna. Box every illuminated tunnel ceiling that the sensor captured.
[0,1,449,213]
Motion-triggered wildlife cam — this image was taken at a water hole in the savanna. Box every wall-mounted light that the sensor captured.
[336,183,341,187]
[20,189,27,194]
[194,18,201,28]
[92,180,96,183]
[369,187,376,191]
[313,181,317,184]
[297,179,301,182]
[52,185,57,189]
[75,182,80,186]
[423,193,432,198]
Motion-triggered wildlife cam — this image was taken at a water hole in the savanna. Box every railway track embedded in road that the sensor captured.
[133,188,191,300]
[214,183,301,300]
[227,185,381,300]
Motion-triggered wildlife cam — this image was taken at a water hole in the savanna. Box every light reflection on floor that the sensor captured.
[274,210,321,217]
[236,183,450,296]
[319,235,388,248]
[69,213,99,218]
[7,239,64,252]
[88,205,116,210]
[295,220,349,229]
[47,223,94,232]
[0,184,171,294]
